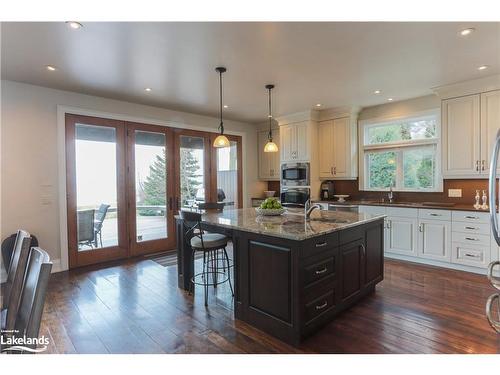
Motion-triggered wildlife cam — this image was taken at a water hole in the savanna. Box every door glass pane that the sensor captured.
[217,141,238,210]
[367,151,396,189]
[75,124,118,250]
[179,135,205,209]
[134,130,167,242]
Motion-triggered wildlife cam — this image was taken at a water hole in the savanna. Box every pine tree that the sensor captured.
[141,147,202,210]
[180,148,202,205]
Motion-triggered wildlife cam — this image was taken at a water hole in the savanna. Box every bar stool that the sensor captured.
[179,210,233,306]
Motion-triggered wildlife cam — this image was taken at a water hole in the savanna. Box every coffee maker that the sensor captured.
[320,181,335,200]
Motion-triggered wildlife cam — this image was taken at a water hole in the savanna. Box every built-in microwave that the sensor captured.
[281,162,310,187]
[280,187,310,208]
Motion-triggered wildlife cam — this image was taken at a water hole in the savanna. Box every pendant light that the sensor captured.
[263,84,279,153]
[213,67,230,148]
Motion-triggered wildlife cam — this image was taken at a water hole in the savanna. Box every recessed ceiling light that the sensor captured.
[460,28,475,36]
[387,98,394,102]
[478,65,489,71]
[66,21,83,30]
[46,65,57,71]
[374,90,381,94]
[315,103,322,107]
[223,105,228,109]
[144,87,152,92]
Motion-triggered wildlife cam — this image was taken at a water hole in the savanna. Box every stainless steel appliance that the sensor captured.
[320,180,335,200]
[280,187,310,208]
[487,128,500,333]
[281,162,310,187]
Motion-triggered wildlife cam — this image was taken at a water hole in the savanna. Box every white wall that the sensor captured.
[1,80,266,269]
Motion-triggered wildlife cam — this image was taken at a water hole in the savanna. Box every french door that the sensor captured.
[66,114,242,268]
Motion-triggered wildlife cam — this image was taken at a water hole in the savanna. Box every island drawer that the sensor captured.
[303,256,335,286]
[300,233,339,258]
[339,226,364,246]
[304,290,336,324]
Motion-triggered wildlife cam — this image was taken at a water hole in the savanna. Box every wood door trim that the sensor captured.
[65,113,129,269]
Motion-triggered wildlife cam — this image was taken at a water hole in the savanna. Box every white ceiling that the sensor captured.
[2,22,499,123]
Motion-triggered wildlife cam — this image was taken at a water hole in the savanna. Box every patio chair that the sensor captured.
[94,204,110,247]
[77,209,95,249]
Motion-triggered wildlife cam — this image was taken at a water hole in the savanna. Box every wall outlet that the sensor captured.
[448,188,462,198]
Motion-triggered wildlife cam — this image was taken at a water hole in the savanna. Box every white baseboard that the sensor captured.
[385,253,488,275]
[50,258,63,273]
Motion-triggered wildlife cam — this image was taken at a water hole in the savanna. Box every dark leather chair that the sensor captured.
[12,247,52,353]
[2,230,32,331]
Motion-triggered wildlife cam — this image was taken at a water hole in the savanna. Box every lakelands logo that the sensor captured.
[1,330,49,353]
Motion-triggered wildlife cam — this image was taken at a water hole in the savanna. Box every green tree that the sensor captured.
[180,148,202,205]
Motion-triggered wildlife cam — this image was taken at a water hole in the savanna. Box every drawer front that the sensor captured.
[386,206,418,218]
[452,221,491,236]
[339,225,364,246]
[358,205,386,216]
[303,256,335,286]
[304,290,335,324]
[418,208,452,221]
[300,233,339,258]
[451,232,490,247]
[451,242,491,268]
[452,210,490,224]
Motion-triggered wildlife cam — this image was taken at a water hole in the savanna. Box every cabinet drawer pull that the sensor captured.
[418,223,424,232]
[315,301,328,310]
[465,216,479,220]
[465,226,479,230]
[429,213,441,216]
[482,160,485,171]
[465,237,479,241]
[315,267,328,275]
[464,253,480,258]
[476,160,480,172]
[315,241,328,248]
[360,243,366,256]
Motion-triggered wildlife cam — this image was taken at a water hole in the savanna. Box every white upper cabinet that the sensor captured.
[258,128,280,180]
[442,94,481,177]
[280,121,310,162]
[318,116,357,179]
[480,90,500,176]
[442,90,500,178]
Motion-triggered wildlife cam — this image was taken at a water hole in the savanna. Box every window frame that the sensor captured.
[358,109,443,192]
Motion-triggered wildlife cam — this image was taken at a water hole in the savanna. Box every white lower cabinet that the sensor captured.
[358,205,493,273]
[417,218,451,262]
[386,217,418,257]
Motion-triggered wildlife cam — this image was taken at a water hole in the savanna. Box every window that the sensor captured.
[360,111,441,192]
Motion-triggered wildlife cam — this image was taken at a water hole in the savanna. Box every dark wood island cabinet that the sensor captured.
[176,208,385,346]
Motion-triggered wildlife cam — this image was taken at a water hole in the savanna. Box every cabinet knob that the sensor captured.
[476,160,480,172]
[334,167,337,175]
[482,160,486,171]
[418,223,424,232]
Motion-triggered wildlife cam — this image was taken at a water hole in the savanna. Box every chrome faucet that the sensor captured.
[388,183,395,203]
[305,199,323,221]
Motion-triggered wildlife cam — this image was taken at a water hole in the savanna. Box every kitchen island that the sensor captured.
[176,208,385,345]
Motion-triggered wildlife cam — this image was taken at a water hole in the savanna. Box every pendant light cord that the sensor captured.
[268,86,273,140]
[219,69,224,135]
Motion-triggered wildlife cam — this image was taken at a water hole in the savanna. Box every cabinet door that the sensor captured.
[442,95,481,177]
[385,216,418,257]
[339,239,363,303]
[280,125,296,162]
[258,130,272,179]
[269,127,280,179]
[480,90,500,175]
[319,120,334,177]
[332,117,349,177]
[364,221,384,287]
[418,219,451,261]
[295,122,310,161]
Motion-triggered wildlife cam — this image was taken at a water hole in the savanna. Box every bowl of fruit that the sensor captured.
[255,198,285,216]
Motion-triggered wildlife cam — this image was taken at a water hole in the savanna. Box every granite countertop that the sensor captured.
[314,199,494,213]
[190,208,385,241]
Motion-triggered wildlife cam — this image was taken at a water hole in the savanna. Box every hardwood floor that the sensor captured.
[39,254,500,354]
